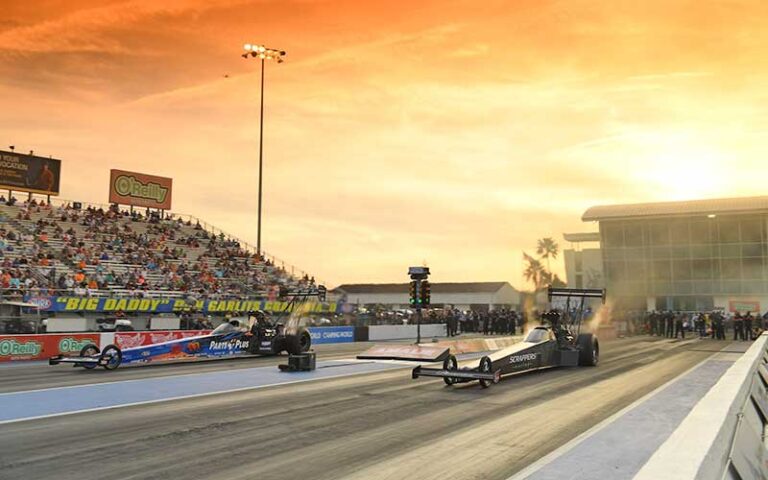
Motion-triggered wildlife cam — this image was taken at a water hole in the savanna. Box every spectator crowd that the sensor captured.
[0,198,314,300]
[614,309,767,341]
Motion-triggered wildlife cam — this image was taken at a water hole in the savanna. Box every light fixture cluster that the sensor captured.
[242,44,286,62]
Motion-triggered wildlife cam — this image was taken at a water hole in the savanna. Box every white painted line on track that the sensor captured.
[505,341,737,480]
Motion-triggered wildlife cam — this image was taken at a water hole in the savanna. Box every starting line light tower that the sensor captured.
[408,266,430,343]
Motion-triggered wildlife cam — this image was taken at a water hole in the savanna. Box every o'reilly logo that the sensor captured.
[58,337,92,353]
[114,175,168,203]
[509,353,538,364]
[0,339,42,357]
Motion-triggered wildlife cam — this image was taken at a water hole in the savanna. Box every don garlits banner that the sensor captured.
[109,169,172,210]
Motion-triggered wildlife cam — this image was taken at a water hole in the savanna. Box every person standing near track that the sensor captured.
[716,312,726,340]
[733,312,745,341]
[744,311,754,340]
[665,311,674,338]
[674,313,685,339]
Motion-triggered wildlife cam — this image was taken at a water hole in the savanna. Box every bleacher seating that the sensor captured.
[0,199,315,299]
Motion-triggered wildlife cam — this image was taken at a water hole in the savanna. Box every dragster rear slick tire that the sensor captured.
[285,329,312,356]
[478,356,493,388]
[77,344,100,369]
[100,345,122,370]
[443,354,458,385]
[577,333,599,366]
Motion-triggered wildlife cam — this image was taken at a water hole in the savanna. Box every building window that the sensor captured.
[742,256,764,280]
[718,220,740,243]
[672,259,692,281]
[605,261,627,283]
[690,221,714,244]
[603,223,624,248]
[574,251,583,272]
[650,223,670,245]
[652,260,672,281]
[624,223,644,247]
[740,219,764,243]
[721,258,741,280]
[670,221,690,244]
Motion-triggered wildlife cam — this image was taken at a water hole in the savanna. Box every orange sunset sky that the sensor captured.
[2,0,768,288]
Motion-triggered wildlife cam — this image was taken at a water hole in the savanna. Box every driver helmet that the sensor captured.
[229,319,240,327]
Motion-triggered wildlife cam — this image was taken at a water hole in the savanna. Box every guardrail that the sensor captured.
[635,332,768,480]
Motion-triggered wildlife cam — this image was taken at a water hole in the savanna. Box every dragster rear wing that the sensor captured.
[547,287,605,304]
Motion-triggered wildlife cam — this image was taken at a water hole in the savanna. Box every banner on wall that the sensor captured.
[25,296,341,314]
[307,326,354,344]
[0,333,100,362]
[729,300,761,314]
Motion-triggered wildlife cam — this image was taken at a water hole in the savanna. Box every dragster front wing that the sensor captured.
[411,365,501,383]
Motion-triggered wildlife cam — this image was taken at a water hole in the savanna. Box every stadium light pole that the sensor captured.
[242,44,286,257]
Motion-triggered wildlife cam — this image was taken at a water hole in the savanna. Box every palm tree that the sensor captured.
[523,252,545,290]
[536,237,559,274]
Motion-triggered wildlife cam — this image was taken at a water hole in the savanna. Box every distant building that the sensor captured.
[562,232,603,290]
[331,282,520,311]
[582,195,768,313]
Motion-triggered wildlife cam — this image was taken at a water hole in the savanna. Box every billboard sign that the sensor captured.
[109,169,172,210]
[0,150,61,195]
[0,333,100,362]
[729,300,760,314]
[307,326,355,344]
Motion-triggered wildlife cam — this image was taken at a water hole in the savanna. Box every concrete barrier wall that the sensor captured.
[369,324,446,341]
[634,333,768,480]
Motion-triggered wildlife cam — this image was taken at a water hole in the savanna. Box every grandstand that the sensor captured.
[0,197,316,300]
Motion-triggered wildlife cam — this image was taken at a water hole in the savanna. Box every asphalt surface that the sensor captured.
[0,341,394,393]
[0,336,738,480]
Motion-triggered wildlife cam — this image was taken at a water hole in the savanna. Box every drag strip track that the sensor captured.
[0,342,377,394]
[0,337,734,480]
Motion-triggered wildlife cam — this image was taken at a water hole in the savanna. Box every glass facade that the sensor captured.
[599,215,768,310]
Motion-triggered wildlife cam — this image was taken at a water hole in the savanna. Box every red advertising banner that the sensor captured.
[0,333,101,362]
[109,169,172,210]
[114,330,211,349]
[729,300,761,314]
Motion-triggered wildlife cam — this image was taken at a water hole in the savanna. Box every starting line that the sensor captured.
[0,359,406,425]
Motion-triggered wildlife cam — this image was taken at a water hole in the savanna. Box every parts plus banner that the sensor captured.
[307,326,354,344]
[0,333,100,362]
[109,169,172,210]
[0,150,61,195]
[25,296,341,314]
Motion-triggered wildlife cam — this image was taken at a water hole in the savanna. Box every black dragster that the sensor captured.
[412,287,604,388]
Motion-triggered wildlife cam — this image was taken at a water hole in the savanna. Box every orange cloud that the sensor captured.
[3,0,768,288]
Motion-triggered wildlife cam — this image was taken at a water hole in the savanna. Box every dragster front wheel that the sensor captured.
[443,354,458,385]
[100,345,123,371]
[78,344,100,370]
[478,356,493,389]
